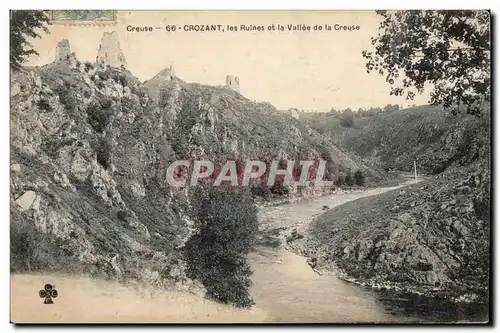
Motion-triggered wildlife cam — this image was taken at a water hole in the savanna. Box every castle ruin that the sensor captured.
[96,31,127,68]
[159,65,175,80]
[55,39,74,62]
[225,75,239,92]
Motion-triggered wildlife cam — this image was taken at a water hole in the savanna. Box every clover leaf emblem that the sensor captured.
[39,284,58,304]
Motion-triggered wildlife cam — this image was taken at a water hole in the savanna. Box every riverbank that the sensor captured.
[255,172,489,323]
[283,163,489,321]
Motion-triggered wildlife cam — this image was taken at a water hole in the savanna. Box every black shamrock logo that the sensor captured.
[39,284,58,304]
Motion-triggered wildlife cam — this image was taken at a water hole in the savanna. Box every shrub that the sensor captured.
[95,80,105,90]
[37,98,52,112]
[97,70,110,81]
[11,217,71,273]
[184,187,258,308]
[87,98,113,133]
[344,172,354,186]
[121,96,136,113]
[340,110,355,128]
[117,210,127,221]
[270,182,289,195]
[112,73,128,87]
[55,82,77,111]
[335,174,344,186]
[84,61,93,72]
[354,170,365,186]
[96,138,112,169]
[249,183,272,199]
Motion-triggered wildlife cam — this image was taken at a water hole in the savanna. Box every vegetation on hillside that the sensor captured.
[184,187,258,308]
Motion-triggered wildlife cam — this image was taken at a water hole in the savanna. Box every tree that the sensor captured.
[340,108,355,127]
[183,186,258,308]
[354,170,365,186]
[10,10,50,71]
[344,172,354,186]
[363,10,490,115]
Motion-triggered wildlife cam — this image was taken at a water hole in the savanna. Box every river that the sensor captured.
[249,180,489,323]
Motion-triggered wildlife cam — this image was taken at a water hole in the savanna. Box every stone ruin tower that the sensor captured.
[55,39,75,62]
[161,64,175,80]
[96,31,127,68]
[225,75,240,92]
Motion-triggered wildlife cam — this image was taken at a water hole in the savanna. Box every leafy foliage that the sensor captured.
[87,98,113,133]
[96,138,112,169]
[37,98,52,112]
[10,10,50,71]
[344,172,354,186]
[184,187,258,308]
[340,109,355,128]
[354,170,365,186]
[363,10,490,115]
[55,82,77,111]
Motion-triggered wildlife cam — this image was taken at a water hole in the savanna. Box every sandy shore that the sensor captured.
[10,274,270,323]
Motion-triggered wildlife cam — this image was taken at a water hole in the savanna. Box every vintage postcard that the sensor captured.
[10,10,491,324]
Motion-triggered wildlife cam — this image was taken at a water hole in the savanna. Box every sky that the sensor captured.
[27,10,431,111]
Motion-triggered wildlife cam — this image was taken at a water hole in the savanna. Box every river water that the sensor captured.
[249,181,489,323]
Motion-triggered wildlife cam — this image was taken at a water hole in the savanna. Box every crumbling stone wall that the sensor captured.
[55,39,72,62]
[96,31,127,68]
[225,75,239,92]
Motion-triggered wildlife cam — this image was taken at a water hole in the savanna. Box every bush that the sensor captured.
[270,182,289,195]
[249,183,272,199]
[121,96,136,113]
[87,98,112,133]
[117,210,127,221]
[340,110,355,128]
[37,98,52,112]
[335,175,344,186]
[344,172,354,186]
[184,187,258,308]
[96,138,112,169]
[354,170,365,186]
[97,70,110,81]
[55,82,77,111]
[84,61,93,72]
[113,73,128,87]
[11,217,71,273]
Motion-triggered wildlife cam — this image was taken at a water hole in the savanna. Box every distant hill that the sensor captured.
[303,105,490,175]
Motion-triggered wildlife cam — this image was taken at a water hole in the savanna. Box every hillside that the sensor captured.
[304,105,490,175]
[288,106,491,305]
[10,53,384,291]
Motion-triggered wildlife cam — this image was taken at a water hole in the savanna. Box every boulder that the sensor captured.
[15,191,38,212]
[10,164,21,173]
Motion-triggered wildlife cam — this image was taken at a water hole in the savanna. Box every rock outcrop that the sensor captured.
[293,159,490,302]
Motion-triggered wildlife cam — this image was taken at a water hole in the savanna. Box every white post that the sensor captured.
[414,160,418,182]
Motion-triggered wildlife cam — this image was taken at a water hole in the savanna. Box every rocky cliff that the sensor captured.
[290,156,490,303]
[10,48,382,290]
